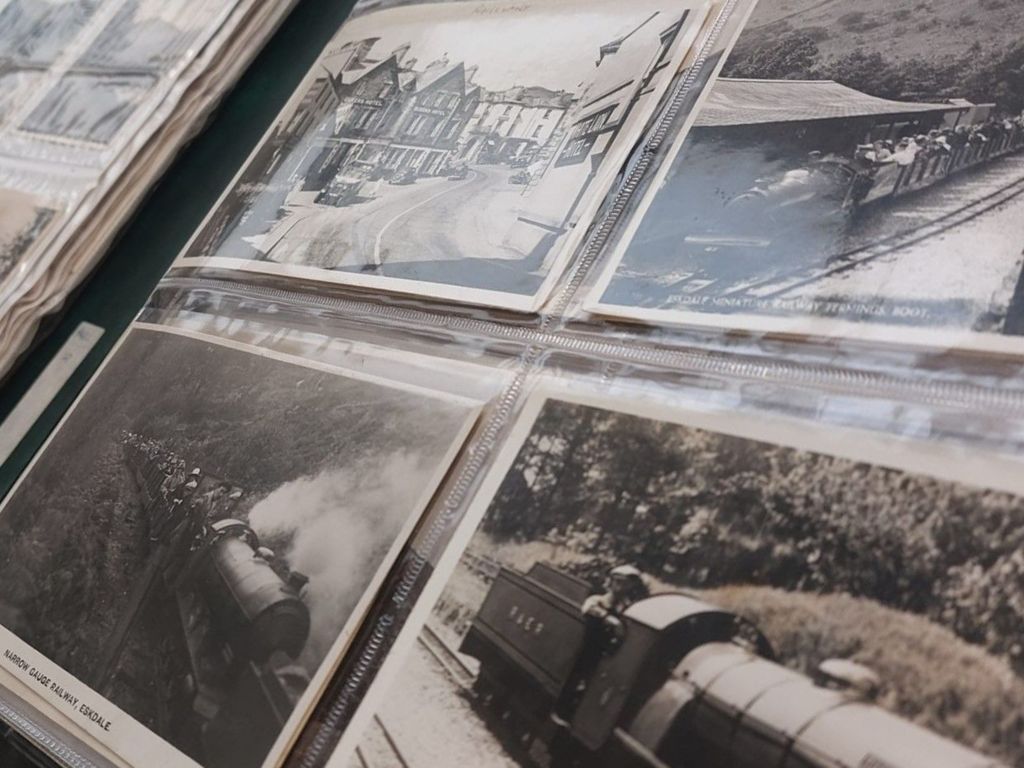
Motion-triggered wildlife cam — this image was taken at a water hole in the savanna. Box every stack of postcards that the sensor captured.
[3,1,1024,768]
[0,0,297,380]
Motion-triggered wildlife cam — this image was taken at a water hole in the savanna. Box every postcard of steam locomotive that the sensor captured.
[342,386,1024,768]
[173,0,709,312]
[587,0,1024,356]
[0,323,482,768]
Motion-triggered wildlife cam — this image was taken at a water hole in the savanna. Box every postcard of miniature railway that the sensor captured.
[0,324,480,768]
[342,389,1024,768]
[587,0,1024,354]
[174,0,709,311]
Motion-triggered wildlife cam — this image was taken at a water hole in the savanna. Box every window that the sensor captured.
[543,109,553,119]
[406,114,427,135]
[356,108,376,129]
[504,105,513,115]
[532,126,543,138]
[556,106,615,167]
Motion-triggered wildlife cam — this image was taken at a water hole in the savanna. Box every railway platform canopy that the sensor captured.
[695,78,970,129]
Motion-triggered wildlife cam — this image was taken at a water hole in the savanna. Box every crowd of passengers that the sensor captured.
[852,114,1024,169]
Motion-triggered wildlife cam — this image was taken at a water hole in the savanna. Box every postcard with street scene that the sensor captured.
[588,0,1024,354]
[345,389,1024,768]
[0,324,480,768]
[175,0,709,311]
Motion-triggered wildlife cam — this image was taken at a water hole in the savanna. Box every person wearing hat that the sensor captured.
[581,564,649,622]
[553,565,650,726]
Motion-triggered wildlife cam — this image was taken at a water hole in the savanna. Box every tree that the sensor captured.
[724,32,821,80]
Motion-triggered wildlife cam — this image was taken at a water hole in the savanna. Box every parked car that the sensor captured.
[447,165,470,181]
[389,167,418,185]
[509,169,531,185]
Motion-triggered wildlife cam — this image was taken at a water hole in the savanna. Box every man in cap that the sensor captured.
[581,564,649,623]
[553,565,650,726]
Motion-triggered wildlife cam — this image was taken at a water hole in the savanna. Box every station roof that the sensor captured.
[695,78,963,128]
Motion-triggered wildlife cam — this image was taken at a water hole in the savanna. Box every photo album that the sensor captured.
[0,0,298,379]
[1,1,1022,768]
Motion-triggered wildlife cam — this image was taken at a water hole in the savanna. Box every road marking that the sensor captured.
[371,170,481,266]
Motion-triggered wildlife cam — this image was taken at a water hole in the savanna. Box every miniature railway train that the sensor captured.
[460,563,1006,768]
[120,436,311,768]
[721,125,1024,233]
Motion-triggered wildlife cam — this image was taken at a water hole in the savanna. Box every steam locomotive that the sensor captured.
[460,563,1006,768]
[689,125,1024,262]
[121,438,312,768]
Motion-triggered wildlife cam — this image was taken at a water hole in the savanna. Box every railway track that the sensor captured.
[733,163,1024,299]
[417,623,476,691]
[353,714,410,768]
[462,551,502,581]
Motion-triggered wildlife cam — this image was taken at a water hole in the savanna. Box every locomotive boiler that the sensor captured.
[190,518,311,662]
[460,563,1006,768]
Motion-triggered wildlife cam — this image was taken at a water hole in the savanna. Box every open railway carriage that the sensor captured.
[460,563,1007,768]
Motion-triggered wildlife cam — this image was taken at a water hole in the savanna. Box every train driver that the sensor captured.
[581,564,649,628]
[553,565,650,726]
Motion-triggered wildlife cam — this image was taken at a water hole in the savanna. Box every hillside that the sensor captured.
[722,0,1024,110]
[737,0,1024,62]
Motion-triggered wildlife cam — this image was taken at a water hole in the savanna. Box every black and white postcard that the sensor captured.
[339,385,1024,768]
[587,0,1024,355]
[0,323,481,768]
[175,0,710,311]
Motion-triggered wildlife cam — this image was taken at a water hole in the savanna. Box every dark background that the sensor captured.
[0,0,357,763]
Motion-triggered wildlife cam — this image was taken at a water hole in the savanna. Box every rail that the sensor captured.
[461,551,502,582]
[417,624,476,691]
[353,715,410,768]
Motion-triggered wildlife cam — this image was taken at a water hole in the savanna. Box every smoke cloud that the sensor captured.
[248,448,437,668]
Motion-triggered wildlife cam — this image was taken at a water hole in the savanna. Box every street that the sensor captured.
[247,164,553,294]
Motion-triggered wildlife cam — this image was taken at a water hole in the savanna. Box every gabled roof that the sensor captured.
[411,61,465,93]
[695,78,960,128]
[335,54,398,87]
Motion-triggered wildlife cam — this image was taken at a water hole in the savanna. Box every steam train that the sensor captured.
[460,563,1006,768]
[693,126,1024,260]
[121,438,311,768]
